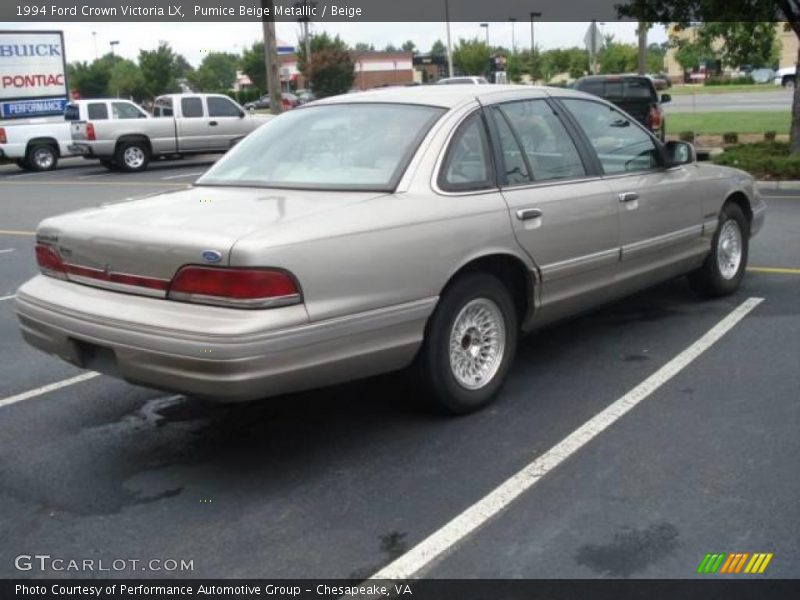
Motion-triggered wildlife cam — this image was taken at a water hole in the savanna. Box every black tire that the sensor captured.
[24,143,58,171]
[14,159,30,171]
[115,140,150,172]
[418,272,518,415]
[783,76,795,89]
[100,159,118,170]
[688,203,749,297]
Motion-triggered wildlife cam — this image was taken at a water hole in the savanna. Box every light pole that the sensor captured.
[529,12,542,52]
[509,18,516,53]
[480,23,490,48]
[444,0,453,78]
[92,31,97,60]
[109,40,119,56]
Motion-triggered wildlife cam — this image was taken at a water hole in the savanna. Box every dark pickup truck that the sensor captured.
[573,75,671,140]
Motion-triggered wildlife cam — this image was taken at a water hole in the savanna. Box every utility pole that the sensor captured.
[444,0,454,78]
[509,18,516,53]
[261,0,282,115]
[530,12,542,83]
[590,20,598,75]
[637,21,648,75]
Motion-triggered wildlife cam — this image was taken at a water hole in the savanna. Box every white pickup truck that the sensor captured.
[775,66,796,88]
[69,93,272,172]
[0,98,147,171]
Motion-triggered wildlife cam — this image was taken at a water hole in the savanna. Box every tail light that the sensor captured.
[0,128,6,144]
[85,122,96,141]
[168,266,301,309]
[647,105,661,131]
[35,244,67,280]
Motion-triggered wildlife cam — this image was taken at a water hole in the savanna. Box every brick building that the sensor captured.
[277,51,414,91]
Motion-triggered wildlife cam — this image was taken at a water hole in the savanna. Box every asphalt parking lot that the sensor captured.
[0,157,798,580]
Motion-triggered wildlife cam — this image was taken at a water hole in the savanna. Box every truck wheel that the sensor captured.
[115,141,150,172]
[417,272,518,415]
[688,203,749,297]
[14,159,30,171]
[25,144,58,171]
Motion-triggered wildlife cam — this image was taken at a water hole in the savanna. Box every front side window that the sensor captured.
[438,112,494,191]
[495,99,586,183]
[207,96,242,118]
[197,103,445,191]
[562,99,660,174]
[181,97,204,118]
[87,103,108,120]
[112,102,145,119]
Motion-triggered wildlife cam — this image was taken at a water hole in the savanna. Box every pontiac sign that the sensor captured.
[0,30,68,119]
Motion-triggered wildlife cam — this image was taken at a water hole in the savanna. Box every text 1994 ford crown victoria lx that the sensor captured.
[16,85,766,414]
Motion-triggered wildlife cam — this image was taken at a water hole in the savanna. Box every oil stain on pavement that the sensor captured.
[575,522,679,577]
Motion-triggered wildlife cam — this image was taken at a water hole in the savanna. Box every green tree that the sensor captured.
[353,42,375,52]
[296,32,354,97]
[384,43,398,52]
[599,39,638,73]
[506,52,525,83]
[138,42,181,97]
[646,43,666,73]
[698,22,778,68]
[453,38,490,76]
[401,40,417,53]
[430,39,447,57]
[66,53,122,98]
[173,54,194,79]
[617,0,800,152]
[241,41,266,92]
[188,52,239,91]
[673,38,715,73]
[107,59,146,100]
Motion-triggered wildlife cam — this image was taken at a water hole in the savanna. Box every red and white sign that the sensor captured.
[0,31,67,101]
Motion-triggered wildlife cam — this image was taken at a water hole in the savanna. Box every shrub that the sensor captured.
[723,132,739,144]
[764,130,777,142]
[713,142,800,179]
[704,75,755,86]
[679,131,696,142]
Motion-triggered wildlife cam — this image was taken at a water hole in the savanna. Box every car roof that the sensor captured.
[576,74,652,82]
[312,84,591,109]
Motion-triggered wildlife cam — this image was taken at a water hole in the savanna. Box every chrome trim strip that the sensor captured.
[167,291,301,310]
[66,274,167,298]
[622,225,703,259]
[540,247,619,281]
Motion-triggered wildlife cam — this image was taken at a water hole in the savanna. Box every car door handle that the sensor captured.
[516,208,543,221]
[618,192,639,203]
[208,121,218,126]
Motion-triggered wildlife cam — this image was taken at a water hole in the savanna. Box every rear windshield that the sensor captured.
[197,103,446,192]
[577,79,656,101]
[64,104,79,121]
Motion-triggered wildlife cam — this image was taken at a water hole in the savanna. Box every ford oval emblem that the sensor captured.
[201,250,222,263]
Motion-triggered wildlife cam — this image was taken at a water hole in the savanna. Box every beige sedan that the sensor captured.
[16,85,765,414]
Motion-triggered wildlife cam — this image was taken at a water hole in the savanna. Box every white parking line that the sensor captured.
[78,172,113,179]
[370,297,764,581]
[161,171,204,180]
[0,294,16,302]
[0,372,100,409]
[0,248,14,254]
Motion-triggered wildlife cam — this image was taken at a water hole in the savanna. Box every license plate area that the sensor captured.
[70,338,121,377]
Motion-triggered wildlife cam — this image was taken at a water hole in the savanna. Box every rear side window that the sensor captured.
[87,103,108,120]
[181,97,204,118]
[438,112,494,191]
[112,102,145,119]
[207,96,242,117]
[64,104,79,121]
[153,97,173,117]
[494,99,586,183]
[562,99,660,174]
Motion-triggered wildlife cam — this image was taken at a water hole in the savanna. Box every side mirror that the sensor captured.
[239,110,246,118]
[661,93,672,104]
[665,140,696,165]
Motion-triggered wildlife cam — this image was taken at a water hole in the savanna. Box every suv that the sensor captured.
[574,75,671,140]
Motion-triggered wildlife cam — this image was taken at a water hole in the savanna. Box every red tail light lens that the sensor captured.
[35,244,67,279]
[85,122,96,141]
[168,266,301,309]
[0,128,6,144]
[648,105,661,131]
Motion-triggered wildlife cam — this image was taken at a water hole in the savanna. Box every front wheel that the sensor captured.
[688,203,749,297]
[25,144,58,171]
[115,141,150,172]
[418,273,518,414]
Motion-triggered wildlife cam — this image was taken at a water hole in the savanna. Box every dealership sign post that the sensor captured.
[0,30,68,119]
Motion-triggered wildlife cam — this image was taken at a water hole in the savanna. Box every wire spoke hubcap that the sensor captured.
[449,298,506,390]
[717,219,743,280]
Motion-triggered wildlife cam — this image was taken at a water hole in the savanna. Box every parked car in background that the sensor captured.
[775,66,796,88]
[437,76,490,85]
[751,68,775,84]
[647,73,671,90]
[295,89,316,105]
[69,93,272,172]
[244,93,299,111]
[17,86,764,414]
[574,74,671,140]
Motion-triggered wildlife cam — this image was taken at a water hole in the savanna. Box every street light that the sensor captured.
[509,18,517,53]
[480,23,489,48]
[109,40,119,56]
[529,12,542,51]
[92,31,97,60]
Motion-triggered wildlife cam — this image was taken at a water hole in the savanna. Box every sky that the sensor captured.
[6,21,668,66]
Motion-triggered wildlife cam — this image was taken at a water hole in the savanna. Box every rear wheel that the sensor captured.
[25,144,58,171]
[688,203,749,297]
[783,76,796,89]
[115,141,150,172]
[418,273,518,414]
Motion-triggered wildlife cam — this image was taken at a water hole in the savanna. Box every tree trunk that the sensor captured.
[792,45,800,154]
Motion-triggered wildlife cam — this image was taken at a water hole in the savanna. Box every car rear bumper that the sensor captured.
[16,276,435,401]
